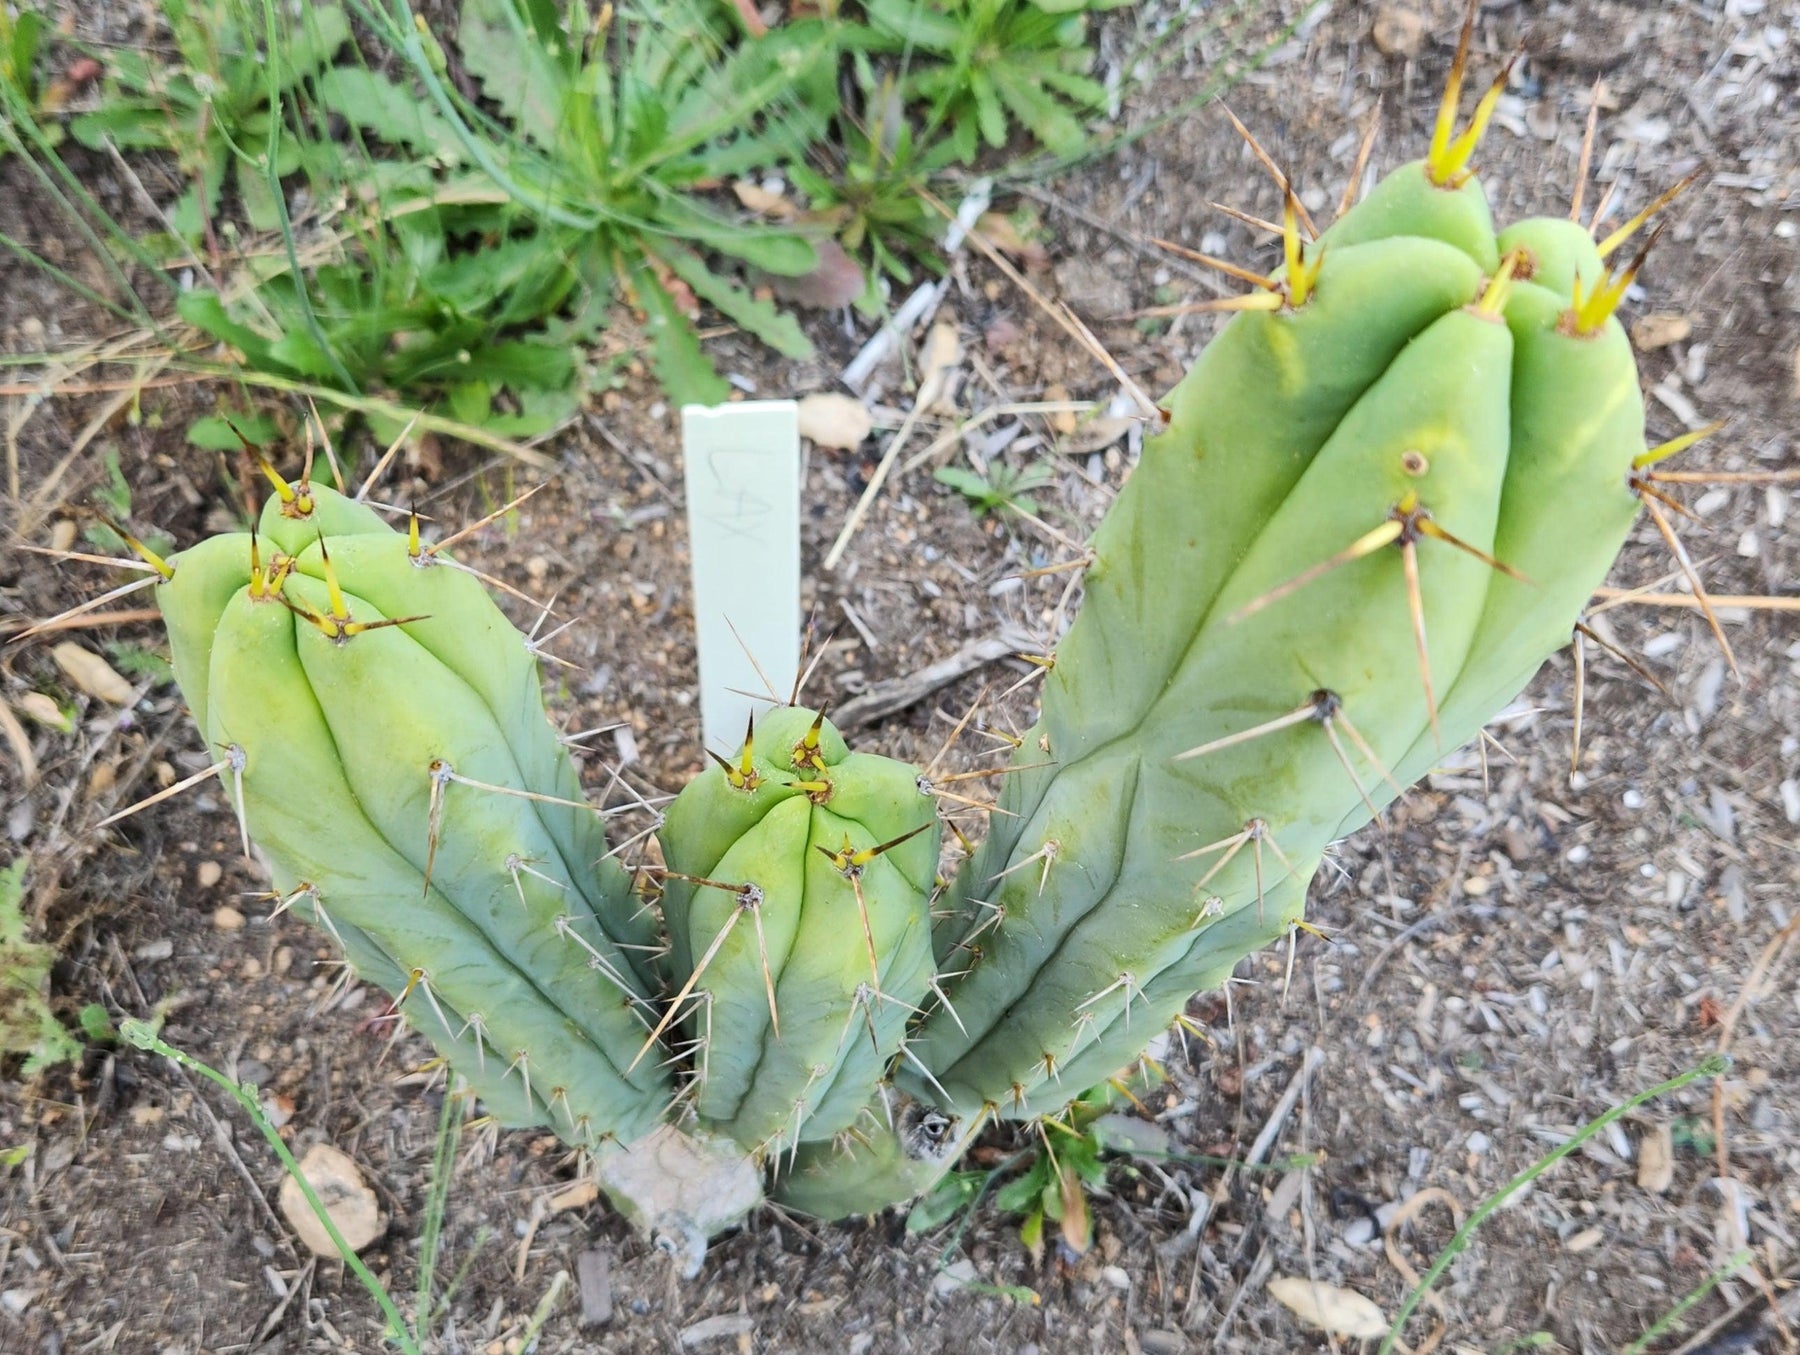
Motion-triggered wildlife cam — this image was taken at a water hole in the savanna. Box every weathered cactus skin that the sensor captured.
[657,707,940,1155]
[156,482,669,1147]
[900,156,1649,1125]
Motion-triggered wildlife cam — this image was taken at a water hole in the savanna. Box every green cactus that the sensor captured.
[80,5,1734,1255]
[655,705,941,1155]
[893,31,1662,1140]
[152,470,670,1148]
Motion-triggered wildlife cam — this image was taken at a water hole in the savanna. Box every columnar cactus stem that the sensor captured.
[156,479,670,1148]
[656,706,941,1155]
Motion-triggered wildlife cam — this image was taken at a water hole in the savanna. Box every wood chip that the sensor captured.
[1565,1226,1605,1252]
[917,319,963,414]
[1637,1123,1675,1193]
[51,642,134,704]
[548,1178,599,1214]
[1268,1276,1388,1338]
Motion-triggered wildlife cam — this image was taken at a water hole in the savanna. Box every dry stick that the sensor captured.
[832,625,1039,729]
[898,400,1096,476]
[822,394,935,573]
[0,607,162,642]
[1589,587,1800,613]
[16,367,171,543]
[1707,912,1800,1335]
[5,328,172,507]
[1669,1258,1800,1355]
[1181,1046,1326,1265]
[0,373,205,397]
[927,184,1160,419]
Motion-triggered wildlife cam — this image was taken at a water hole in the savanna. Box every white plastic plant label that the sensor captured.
[681,401,801,753]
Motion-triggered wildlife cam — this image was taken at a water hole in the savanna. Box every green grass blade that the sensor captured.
[120,1019,423,1355]
[413,1078,466,1336]
[1379,1056,1729,1355]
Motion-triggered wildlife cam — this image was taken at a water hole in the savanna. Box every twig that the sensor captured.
[1245,1046,1324,1169]
[1589,587,1800,613]
[0,608,162,641]
[823,392,934,572]
[927,184,1158,421]
[841,181,992,393]
[831,626,1039,728]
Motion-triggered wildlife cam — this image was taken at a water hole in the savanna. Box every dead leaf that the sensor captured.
[14,692,72,733]
[1268,1276,1388,1339]
[764,238,865,310]
[549,1178,600,1214]
[1631,312,1692,351]
[974,211,1049,269]
[732,180,796,219]
[797,393,873,450]
[0,700,37,787]
[51,642,134,705]
[1063,414,1135,456]
[1057,1165,1090,1255]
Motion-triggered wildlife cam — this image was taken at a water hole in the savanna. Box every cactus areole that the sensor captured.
[132,14,1692,1264]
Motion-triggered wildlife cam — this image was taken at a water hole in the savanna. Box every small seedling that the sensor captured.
[935,459,1055,519]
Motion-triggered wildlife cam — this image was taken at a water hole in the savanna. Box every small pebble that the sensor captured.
[1371,5,1425,57]
[278,1143,383,1256]
[932,1257,978,1297]
[197,861,223,888]
[1564,1227,1604,1253]
[1102,1265,1131,1291]
[213,905,246,931]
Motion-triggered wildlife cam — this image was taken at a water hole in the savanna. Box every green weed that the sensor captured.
[122,1016,480,1351]
[0,859,85,1076]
